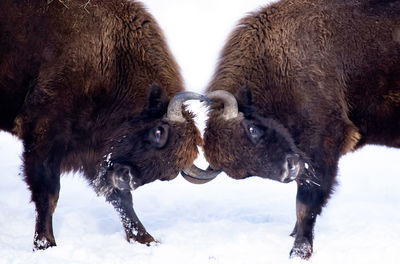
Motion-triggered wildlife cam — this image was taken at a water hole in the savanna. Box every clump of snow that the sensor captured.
[33,233,52,251]
[104,153,113,167]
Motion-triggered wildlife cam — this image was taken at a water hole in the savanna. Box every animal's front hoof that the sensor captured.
[33,234,56,251]
[289,239,313,260]
[128,231,157,246]
[138,232,158,246]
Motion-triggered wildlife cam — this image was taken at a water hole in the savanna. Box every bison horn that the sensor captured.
[167,92,210,122]
[206,90,238,119]
[181,165,221,184]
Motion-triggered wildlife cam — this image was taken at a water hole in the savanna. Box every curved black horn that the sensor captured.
[207,90,238,120]
[167,92,210,122]
[181,165,221,184]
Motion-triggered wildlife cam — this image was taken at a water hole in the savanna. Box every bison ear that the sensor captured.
[237,85,254,115]
[145,83,169,117]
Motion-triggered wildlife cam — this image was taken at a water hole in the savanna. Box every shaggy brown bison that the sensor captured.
[0,0,215,250]
[184,0,400,259]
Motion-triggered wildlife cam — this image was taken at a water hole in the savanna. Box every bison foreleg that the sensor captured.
[289,186,319,259]
[106,189,156,245]
[24,150,61,251]
[290,178,333,259]
[289,223,297,237]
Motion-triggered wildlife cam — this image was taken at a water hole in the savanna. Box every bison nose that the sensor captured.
[111,164,134,190]
[287,154,299,171]
[281,154,301,183]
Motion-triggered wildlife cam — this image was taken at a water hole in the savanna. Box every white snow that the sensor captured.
[1,0,399,263]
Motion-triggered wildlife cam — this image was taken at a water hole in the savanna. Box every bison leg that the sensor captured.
[24,150,61,251]
[106,189,156,245]
[289,186,320,259]
[289,223,297,237]
[290,163,337,259]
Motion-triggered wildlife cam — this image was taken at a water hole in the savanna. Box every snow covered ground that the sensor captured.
[1,0,399,263]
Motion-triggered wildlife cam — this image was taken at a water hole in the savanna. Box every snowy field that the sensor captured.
[1,0,399,263]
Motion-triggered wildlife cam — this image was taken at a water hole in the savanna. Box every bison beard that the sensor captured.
[191,0,400,260]
[0,0,206,250]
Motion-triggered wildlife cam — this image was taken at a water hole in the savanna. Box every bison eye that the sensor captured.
[242,120,264,144]
[249,126,257,136]
[155,129,161,141]
[149,124,169,148]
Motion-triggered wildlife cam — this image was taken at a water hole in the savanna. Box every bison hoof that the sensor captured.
[33,234,56,251]
[128,232,157,246]
[289,239,313,260]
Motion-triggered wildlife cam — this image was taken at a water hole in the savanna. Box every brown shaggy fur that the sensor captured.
[0,0,201,250]
[204,0,400,259]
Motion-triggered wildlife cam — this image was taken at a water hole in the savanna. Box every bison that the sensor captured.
[183,0,400,260]
[0,0,215,250]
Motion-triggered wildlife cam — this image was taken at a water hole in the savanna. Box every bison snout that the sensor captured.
[111,164,135,190]
[281,154,302,183]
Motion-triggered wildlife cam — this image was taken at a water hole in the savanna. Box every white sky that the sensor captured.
[143,0,272,92]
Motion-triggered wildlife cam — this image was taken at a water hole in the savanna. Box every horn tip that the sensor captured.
[200,95,212,103]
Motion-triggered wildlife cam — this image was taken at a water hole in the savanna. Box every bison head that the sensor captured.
[184,86,317,186]
[93,84,216,195]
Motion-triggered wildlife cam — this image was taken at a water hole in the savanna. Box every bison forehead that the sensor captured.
[170,122,202,169]
[204,121,250,168]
